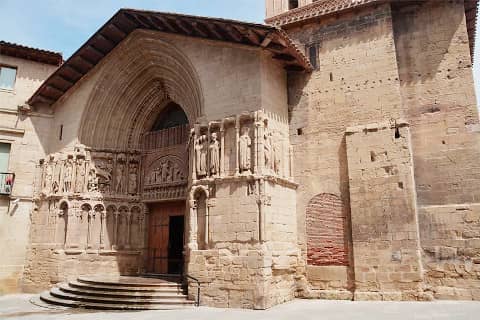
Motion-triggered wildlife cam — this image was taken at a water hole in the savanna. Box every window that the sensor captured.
[289,0,299,10]
[0,143,13,195]
[308,45,319,70]
[0,66,17,90]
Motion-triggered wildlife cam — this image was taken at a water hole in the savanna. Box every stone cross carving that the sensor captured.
[239,126,252,173]
[209,132,220,176]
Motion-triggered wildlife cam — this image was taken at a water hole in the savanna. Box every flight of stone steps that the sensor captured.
[40,275,196,310]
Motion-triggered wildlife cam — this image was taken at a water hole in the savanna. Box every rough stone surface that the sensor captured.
[0,0,480,309]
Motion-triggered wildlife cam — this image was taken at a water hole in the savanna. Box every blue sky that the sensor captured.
[1,0,480,105]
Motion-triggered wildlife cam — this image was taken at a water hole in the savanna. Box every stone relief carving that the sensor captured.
[63,158,74,193]
[75,157,86,193]
[273,135,281,175]
[195,135,207,177]
[239,126,252,173]
[115,158,126,194]
[87,168,98,192]
[209,132,220,176]
[146,157,186,186]
[128,162,138,194]
[264,131,272,171]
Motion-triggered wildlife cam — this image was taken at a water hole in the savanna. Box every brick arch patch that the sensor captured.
[306,193,348,266]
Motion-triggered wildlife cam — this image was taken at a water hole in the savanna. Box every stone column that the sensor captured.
[100,210,106,249]
[188,199,198,250]
[125,211,132,249]
[113,211,119,250]
[192,128,198,181]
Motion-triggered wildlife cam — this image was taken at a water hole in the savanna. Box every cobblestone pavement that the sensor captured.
[1,295,479,320]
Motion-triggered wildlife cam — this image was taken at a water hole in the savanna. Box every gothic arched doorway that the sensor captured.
[143,102,190,275]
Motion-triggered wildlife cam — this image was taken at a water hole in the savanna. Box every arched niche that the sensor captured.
[192,186,209,250]
[55,201,69,247]
[78,31,203,150]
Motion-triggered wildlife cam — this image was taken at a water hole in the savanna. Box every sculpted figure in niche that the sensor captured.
[75,157,86,193]
[128,163,138,194]
[273,137,281,175]
[44,161,53,194]
[87,168,98,192]
[195,136,207,177]
[161,160,169,182]
[209,132,220,176]
[105,159,114,192]
[115,160,126,193]
[63,159,73,193]
[264,131,272,171]
[239,126,252,173]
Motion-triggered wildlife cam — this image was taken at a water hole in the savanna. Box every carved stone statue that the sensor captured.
[161,160,169,182]
[239,127,252,173]
[87,168,98,192]
[115,161,125,193]
[44,162,53,194]
[264,132,272,170]
[209,132,220,176]
[105,159,114,191]
[195,135,207,177]
[75,157,86,193]
[63,159,73,193]
[273,138,281,175]
[128,163,138,194]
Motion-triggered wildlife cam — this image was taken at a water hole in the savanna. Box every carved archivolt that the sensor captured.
[78,31,204,150]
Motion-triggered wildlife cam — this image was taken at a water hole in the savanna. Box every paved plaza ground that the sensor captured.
[0,295,479,320]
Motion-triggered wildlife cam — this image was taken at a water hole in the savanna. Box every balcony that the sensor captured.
[0,172,14,195]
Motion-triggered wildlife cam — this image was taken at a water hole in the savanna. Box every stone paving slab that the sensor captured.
[1,295,479,320]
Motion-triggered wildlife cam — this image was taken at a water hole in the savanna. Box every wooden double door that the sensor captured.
[146,202,185,274]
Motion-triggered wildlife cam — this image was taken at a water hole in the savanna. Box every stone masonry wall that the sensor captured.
[346,123,424,300]
[419,204,480,300]
[392,0,480,205]
[0,54,57,293]
[286,3,403,295]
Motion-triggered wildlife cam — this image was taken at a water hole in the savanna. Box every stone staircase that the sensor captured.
[40,275,195,310]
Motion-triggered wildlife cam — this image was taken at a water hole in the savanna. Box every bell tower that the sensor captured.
[265,0,305,20]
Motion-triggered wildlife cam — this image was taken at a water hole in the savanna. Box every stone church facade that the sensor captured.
[0,0,480,309]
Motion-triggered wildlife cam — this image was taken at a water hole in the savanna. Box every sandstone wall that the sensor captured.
[346,123,424,300]
[392,0,480,206]
[0,54,56,293]
[286,3,403,296]
[392,0,480,300]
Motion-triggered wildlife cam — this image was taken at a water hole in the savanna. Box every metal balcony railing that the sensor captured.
[0,172,14,195]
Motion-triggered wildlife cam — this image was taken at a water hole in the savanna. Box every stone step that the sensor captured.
[40,291,193,310]
[69,280,183,293]
[58,283,185,299]
[77,276,181,288]
[49,287,195,306]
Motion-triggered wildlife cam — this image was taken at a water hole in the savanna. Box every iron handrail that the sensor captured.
[184,274,200,307]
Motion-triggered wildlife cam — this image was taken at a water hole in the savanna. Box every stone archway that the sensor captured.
[78,30,204,150]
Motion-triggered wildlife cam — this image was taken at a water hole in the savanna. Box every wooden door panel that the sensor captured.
[146,202,185,274]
